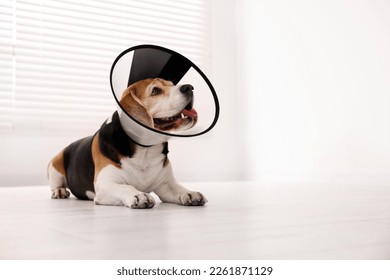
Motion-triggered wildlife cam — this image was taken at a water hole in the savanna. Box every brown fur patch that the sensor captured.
[120,82,154,128]
[91,133,121,179]
[50,150,66,176]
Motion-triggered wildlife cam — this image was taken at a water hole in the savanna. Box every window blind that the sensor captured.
[0,0,14,131]
[1,0,210,134]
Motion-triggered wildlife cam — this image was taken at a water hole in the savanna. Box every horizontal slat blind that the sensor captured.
[0,0,14,131]
[1,0,210,134]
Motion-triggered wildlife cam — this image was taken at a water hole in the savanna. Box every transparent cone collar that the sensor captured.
[110,45,219,146]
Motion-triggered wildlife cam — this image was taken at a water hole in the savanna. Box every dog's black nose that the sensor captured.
[180,84,194,94]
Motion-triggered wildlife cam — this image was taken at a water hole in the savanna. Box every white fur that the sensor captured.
[105,114,112,124]
[93,144,207,208]
[146,84,190,119]
[48,163,65,190]
[85,190,96,200]
[48,162,70,199]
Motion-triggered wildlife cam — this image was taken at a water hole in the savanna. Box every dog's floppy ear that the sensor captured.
[120,86,154,128]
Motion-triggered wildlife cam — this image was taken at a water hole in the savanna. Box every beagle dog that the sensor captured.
[47,78,207,209]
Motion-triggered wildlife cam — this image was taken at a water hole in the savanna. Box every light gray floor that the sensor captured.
[0,182,389,259]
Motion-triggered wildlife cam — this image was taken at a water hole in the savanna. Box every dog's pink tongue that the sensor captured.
[181,108,198,118]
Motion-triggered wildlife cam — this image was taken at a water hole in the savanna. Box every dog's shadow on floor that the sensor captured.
[52,195,208,213]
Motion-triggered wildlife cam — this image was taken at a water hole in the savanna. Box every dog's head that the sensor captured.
[119,78,198,132]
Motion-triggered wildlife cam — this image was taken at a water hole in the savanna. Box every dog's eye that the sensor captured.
[151,87,162,96]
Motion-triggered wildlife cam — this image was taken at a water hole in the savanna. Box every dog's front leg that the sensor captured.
[94,180,155,209]
[154,180,208,206]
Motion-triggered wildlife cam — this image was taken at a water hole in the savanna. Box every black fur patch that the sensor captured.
[162,142,169,156]
[98,112,137,163]
[63,136,95,200]
[162,142,169,167]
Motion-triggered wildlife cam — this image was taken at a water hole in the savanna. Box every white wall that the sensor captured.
[0,0,240,186]
[0,133,79,186]
[237,0,390,184]
[171,0,241,183]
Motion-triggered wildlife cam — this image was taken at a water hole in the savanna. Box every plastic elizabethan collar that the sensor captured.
[110,45,219,146]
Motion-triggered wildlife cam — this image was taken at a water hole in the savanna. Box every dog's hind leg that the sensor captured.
[48,150,70,199]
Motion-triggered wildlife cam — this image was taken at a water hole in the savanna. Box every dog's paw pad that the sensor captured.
[51,187,70,199]
[179,192,207,206]
[131,193,155,209]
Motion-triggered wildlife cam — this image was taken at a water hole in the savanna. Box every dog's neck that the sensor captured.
[116,109,171,146]
[98,111,168,164]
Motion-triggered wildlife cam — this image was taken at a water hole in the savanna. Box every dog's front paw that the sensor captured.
[178,191,207,206]
[51,187,70,199]
[129,193,155,209]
